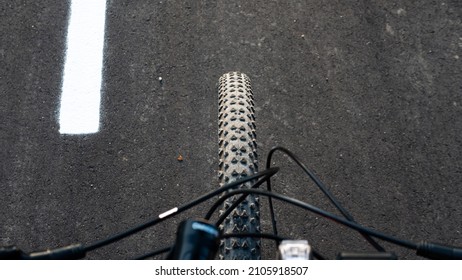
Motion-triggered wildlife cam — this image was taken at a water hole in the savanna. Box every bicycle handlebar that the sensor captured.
[1,147,461,260]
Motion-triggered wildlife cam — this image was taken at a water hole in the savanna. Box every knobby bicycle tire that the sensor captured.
[217,72,260,260]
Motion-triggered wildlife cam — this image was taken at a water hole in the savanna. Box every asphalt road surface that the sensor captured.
[1,0,461,259]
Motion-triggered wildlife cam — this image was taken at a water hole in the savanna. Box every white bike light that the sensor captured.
[278,240,312,260]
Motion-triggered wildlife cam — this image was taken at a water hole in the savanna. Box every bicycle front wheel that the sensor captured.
[217,72,260,260]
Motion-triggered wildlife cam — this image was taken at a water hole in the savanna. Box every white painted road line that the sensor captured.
[59,0,107,134]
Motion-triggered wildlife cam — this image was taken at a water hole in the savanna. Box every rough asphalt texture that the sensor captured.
[1,0,461,259]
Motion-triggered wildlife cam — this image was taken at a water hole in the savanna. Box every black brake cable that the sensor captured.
[83,168,279,253]
[212,188,418,250]
[266,146,385,252]
[204,173,271,222]
[133,170,277,260]
[133,171,279,260]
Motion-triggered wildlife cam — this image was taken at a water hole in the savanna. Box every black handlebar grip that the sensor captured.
[1,244,85,260]
[0,246,25,260]
[416,241,462,260]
